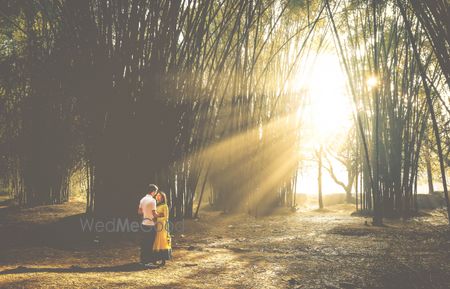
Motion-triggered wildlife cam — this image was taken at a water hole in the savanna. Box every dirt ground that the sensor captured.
[0,200,449,289]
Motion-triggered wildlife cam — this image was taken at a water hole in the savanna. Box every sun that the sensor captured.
[366,75,378,90]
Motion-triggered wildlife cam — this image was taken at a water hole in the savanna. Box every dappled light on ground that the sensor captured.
[1,202,449,289]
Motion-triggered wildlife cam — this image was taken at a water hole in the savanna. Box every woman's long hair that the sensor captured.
[157,191,167,205]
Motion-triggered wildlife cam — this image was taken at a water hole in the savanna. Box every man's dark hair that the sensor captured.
[148,184,159,193]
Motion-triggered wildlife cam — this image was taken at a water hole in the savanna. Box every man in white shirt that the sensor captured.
[138,184,160,266]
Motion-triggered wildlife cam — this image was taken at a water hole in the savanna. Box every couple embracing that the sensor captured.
[138,184,172,268]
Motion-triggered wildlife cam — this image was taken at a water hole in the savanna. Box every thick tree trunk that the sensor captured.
[425,141,434,194]
[318,146,324,210]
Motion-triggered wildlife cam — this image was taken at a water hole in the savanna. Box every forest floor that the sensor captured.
[0,199,449,289]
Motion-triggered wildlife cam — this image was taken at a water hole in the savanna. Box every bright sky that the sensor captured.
[293,52,354,195]
[291,51,441,196]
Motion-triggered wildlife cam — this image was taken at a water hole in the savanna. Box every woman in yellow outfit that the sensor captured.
[153,192,172,266]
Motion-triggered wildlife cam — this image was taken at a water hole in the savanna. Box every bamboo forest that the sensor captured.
[0,0,449,288]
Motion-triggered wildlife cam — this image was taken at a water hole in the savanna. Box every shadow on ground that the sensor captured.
[0,263,160,275]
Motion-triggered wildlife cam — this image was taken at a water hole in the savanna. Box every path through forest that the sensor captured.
[0,201,449,288]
